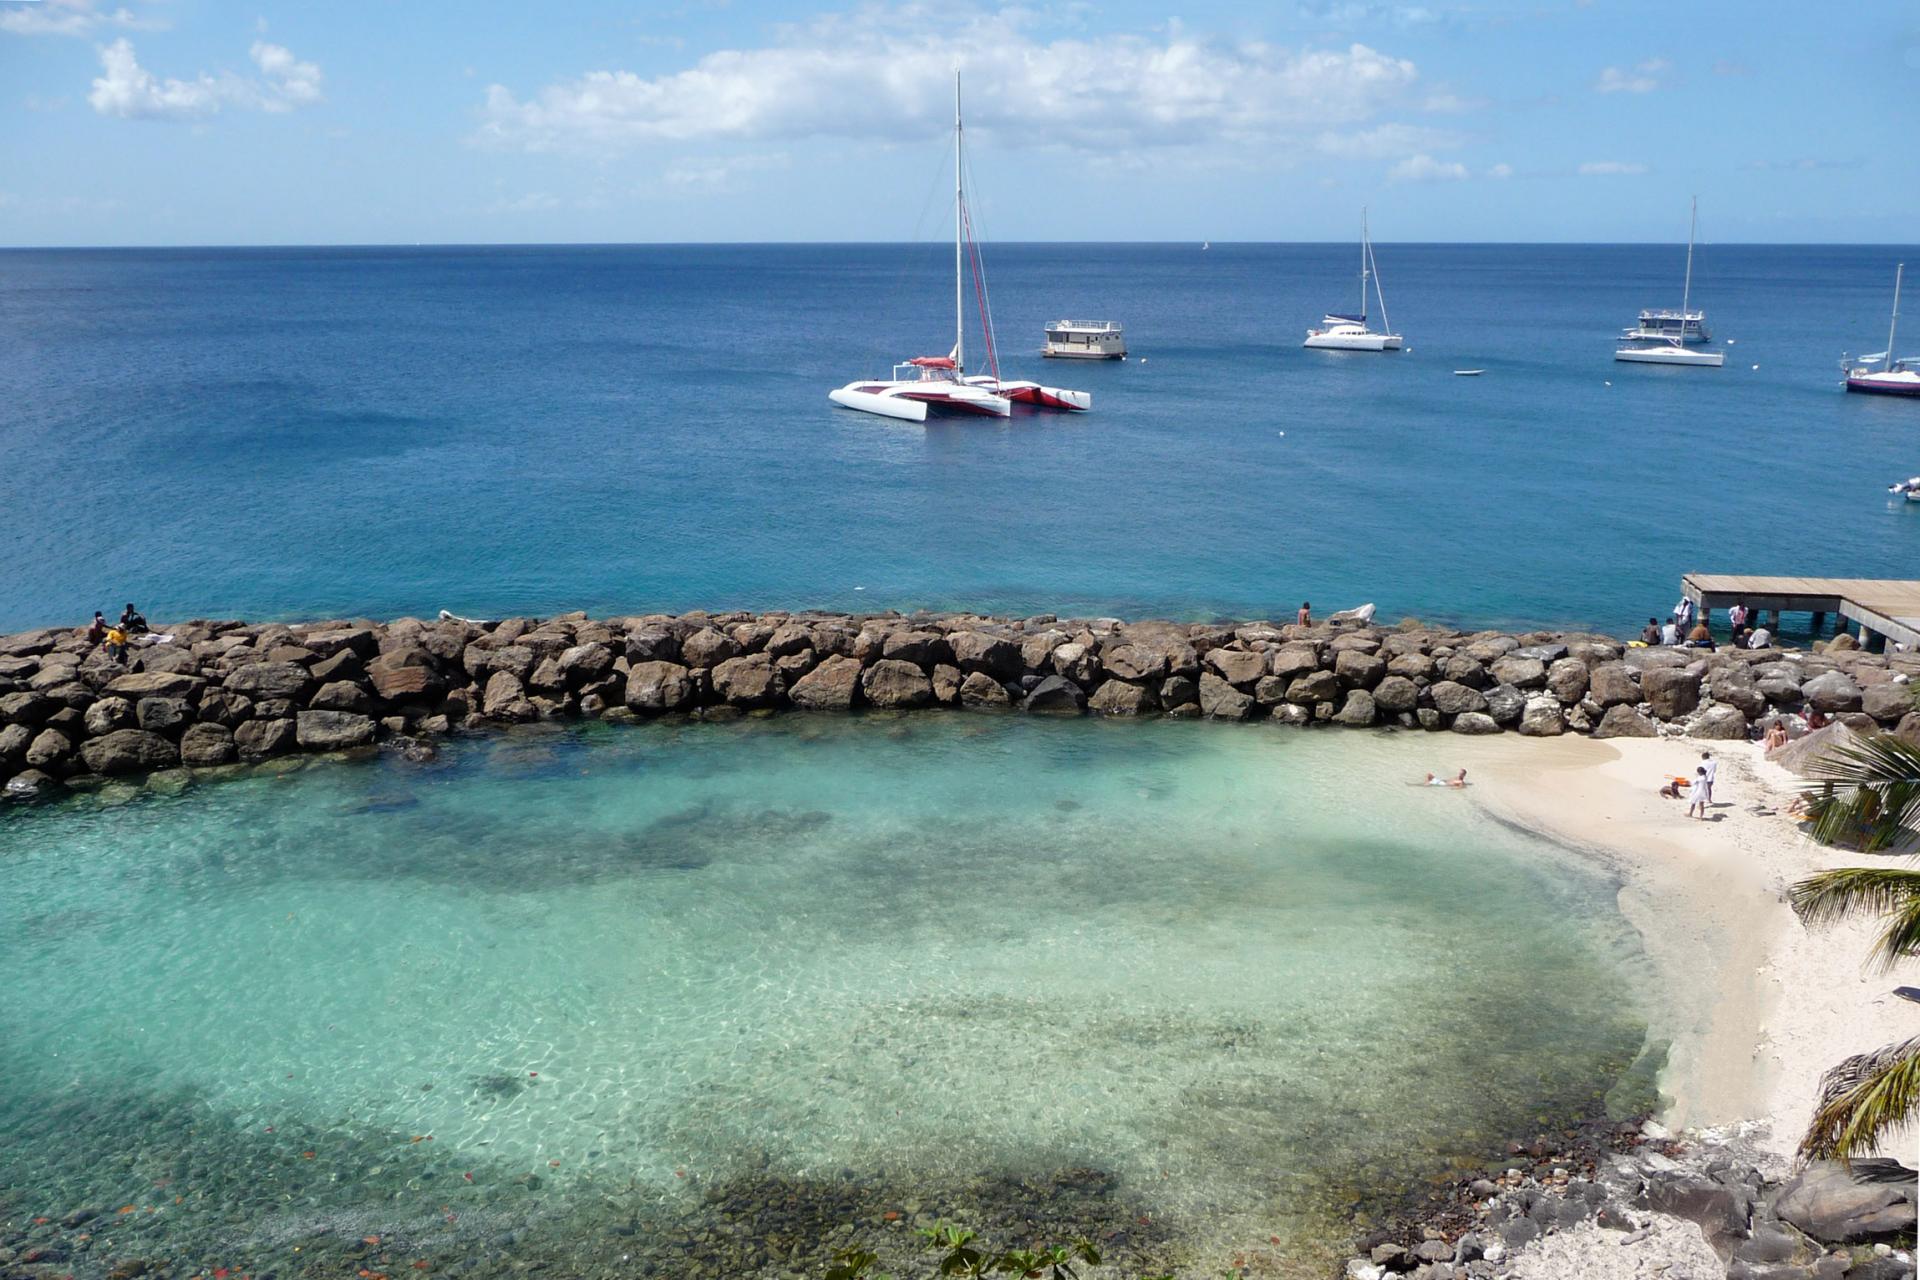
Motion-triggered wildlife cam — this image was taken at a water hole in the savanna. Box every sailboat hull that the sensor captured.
[829,381,1012,421]
[1304,332,1402,351]
[1848,372,1920,397]
[962,377,1091,410]
[1614,346,1725,367]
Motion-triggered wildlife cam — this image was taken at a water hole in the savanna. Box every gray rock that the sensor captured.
[483,670,528,717]
[862,659,935,709]
[1335,649,1387,689]
[24,727,72,769]
[1775,1161,1918,1243]
[1484,682,1526,725]
[1051,642,1101,684]
[1286,669,1342,706]
[135,696,193,735]
[1517,696,1567,736]
[1333,689,1377,726]
[1441,654,1491,688]
[310,681,374,714]
[80,729,179,774]
[1593,705,1659,738]
[0,721,30,764]
[1803,670,1865,714]
[763,623,814,658]
[624,626,680,665]
[788,655,863,710]
[1642,667,1704,719]
[1428,680,1489,716]
[1200,672,1256,719]
[959,671,1013,710]
[1088,680,1159,715]
[1387,651,1437,681]
[1160,674,1198,707]
[1489,655,1547,690]
[1760,675,1806,705]
[1372,674,1419,714]
[1862,682,1913,724]
[557,642,616,685]
[83,696,136,736]
[104,670,203,701]
[3,768,60,802]
[1687,704,1750,740]
[234,717,296,761]
[1101,642,1168,682]
[0,689,56,724]
[1589,663,1641,708]
[1451,711,1502,735]
[881,630,950,667]
[625,661,695,713]
[680,627,739,669]
[1546,657,1590,703]
[1024,674,1088,715]
[295,710,376,750]
[179,722,235,767]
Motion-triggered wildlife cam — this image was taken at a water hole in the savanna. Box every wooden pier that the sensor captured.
[1681,574,1920,649]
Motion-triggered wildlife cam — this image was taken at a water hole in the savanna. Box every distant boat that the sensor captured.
[1304,209,1402,352]
[828,75,1089,421]
[1042,320,1126,360]
[1453,369,1484,376]
[1202,241,1210,251]
[1616,197,1724,368]
[1889,474,1920,500]
[1843,264,1920,397]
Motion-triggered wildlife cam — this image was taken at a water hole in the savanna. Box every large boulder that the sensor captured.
[1484,683,1526,726]
[788,655,863,710]
[1102,642,1169,682]
[1641,667,1703,720]
[1863,682,1914,724]
[861,659,934,709]
[0,722,30,765]
[881,630,949,667]
[1386,651,1436,681]
[764,623,814,658]
[1334,650,1386,689]
[1050,642,1100,685]
[1708,665,1768,718]
[1517,696,1566,737]
[1686,704,1749,740]
[104,670,202,701]
[1803,670,1865,713]
[1588,663,1641,708]
[1489,655,1547,690]
[224,662,313,702]
[712,654,780,707]
[1440,654,1490,688]
[959,671,1013,710]
[1286,670,1341,706]
[1372,675,1419,715]
[1593,705,1659,738]
[1111,625,1198,679]
[1088,679,1159,716]
[1546,657,1590,704]
[482,670,529,717]
[234,717,296,761]
[0,690,56,725]
[1332,689,1377,727]
[80,729,179,774]
[1199,672,1255,719]
[1774,1162,1917,1243]
[296,709,376,750]
[948,631,1022,679]
[179,722,236,767]
[557,642,616,686]
[463,643,536,684]
[366,647,444,701]
[1450,711,1502,735]
[1206,648,1267,686]
[1428,680,1489,716]
[680,627,738,669]
[1024,674,1087,715]
[624,626,680,665]
[625,661,695,713]
[1269,644,1321,679]
[24,728,72,770]
[135,696,194,735]
[310,681,374,714]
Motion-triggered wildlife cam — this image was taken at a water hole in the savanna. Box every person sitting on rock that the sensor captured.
[85,611,107,644]
[1747,626,1772,649]
[1686,622,1715,650]
[1762,720,1790,752]
[119,602,149,634]
[1639,617,1662,645]
[103,621,129,663]
[1296,602,1311,627]
[1659,618,1681,646]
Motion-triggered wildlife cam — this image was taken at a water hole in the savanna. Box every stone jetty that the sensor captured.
[3,608,1918,800]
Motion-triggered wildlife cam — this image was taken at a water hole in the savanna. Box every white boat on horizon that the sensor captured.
[1842,264,1920,398]
[1305,210,1402,352]
[829,75,1089,423]
[1616,197,1724,368]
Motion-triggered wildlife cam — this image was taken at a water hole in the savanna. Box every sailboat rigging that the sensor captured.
[1615,197,1724,367]
[1304,210,1402,351]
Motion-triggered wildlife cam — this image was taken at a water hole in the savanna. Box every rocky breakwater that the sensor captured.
[4,609,1920,801]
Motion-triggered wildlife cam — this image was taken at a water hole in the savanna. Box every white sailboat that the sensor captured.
[1616,198,1724,367]
[1842,264,1920,397]
[1304,210,1402,351]
[829,75,1089,423]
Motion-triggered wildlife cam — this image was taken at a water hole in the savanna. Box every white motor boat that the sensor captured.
[829,75,1088,423]
[1888,475,1920,501]
[1616,197,1724,368]
[1305,210,1402,351]
[1620,308,1711,344]
[1042,320,1126,360]
[1843,265,1920,398]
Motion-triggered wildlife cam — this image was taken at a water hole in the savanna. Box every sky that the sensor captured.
[0,0,1915,246]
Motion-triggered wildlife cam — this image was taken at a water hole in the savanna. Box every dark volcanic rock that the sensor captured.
[959,671,1013,710]
[295,710,377,750]
[788,655,863,710]
[224,661,313,702]
[1200,672,1256,719]
[712,654,780,707]
[948,631,1022,679]
[1593,705,1659,738]
[624,661,695,713]
[1642,667,1703,719]
[235,717,297,761]
[1024,674,1087,715]
[861,659,934,709]
[1088,679,1159,716]
[179,722,236,767]
[1775,1162,1918,1243]
[80,729,180,774]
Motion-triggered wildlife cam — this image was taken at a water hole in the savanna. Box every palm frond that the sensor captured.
[1805,736,1920,851]
[1800,1034,1920,1165]
[1790,867,1920,968]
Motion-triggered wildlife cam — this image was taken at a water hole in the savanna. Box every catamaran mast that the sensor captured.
[1359,207,1370,323]
[1679,196,1697,346]
[1887,263,1904,368]
[954,71,964,375]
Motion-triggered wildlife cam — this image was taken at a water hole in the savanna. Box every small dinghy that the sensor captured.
[1453,369,1484,376]
[1891,476,1920,502]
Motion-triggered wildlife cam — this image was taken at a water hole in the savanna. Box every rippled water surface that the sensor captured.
[0,718,1652,1276]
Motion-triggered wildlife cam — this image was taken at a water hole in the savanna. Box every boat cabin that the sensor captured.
[1042,320,1126,360]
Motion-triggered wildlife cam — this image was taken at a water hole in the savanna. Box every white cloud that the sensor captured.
[476,8,1421,154]
[662,152,792,191]
[1578,160,1648,176]
[1594,57,1671,94]
[1314,121,1459,158]
[0,0,160,38]
[87,37,323,120]
[1388,153,1467,183]
[1487,162,1512,179]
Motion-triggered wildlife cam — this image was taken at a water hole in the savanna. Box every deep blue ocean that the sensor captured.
[2,241,1916,635]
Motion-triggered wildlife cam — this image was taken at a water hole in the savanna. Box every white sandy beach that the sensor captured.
[1448,732,1914,1167]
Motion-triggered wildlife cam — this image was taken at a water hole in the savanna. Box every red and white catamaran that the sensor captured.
[829,74,1091,423]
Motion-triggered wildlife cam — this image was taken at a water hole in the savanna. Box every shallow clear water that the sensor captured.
[2,242,1919,635]
[0,718,1651,1276]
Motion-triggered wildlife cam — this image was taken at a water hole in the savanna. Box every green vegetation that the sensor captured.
[824,1223,1171,1280]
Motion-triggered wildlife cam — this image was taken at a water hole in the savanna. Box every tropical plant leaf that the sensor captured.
[1800,1034,1920,1165]
[1790,866,1920,969]
[1804,735,1920,851]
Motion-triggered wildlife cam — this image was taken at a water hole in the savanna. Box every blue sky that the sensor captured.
[1,0,1914,245]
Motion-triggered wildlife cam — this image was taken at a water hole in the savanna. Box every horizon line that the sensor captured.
[2,238,1916,252]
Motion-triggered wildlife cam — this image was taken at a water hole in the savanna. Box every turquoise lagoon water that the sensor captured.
[0,719,1653,1276]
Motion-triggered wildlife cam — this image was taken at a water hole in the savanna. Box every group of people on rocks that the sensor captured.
[1638,598,1771,652]
[83,603,149,663]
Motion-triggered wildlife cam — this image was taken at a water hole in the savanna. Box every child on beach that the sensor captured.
[1686,766,1711,819]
